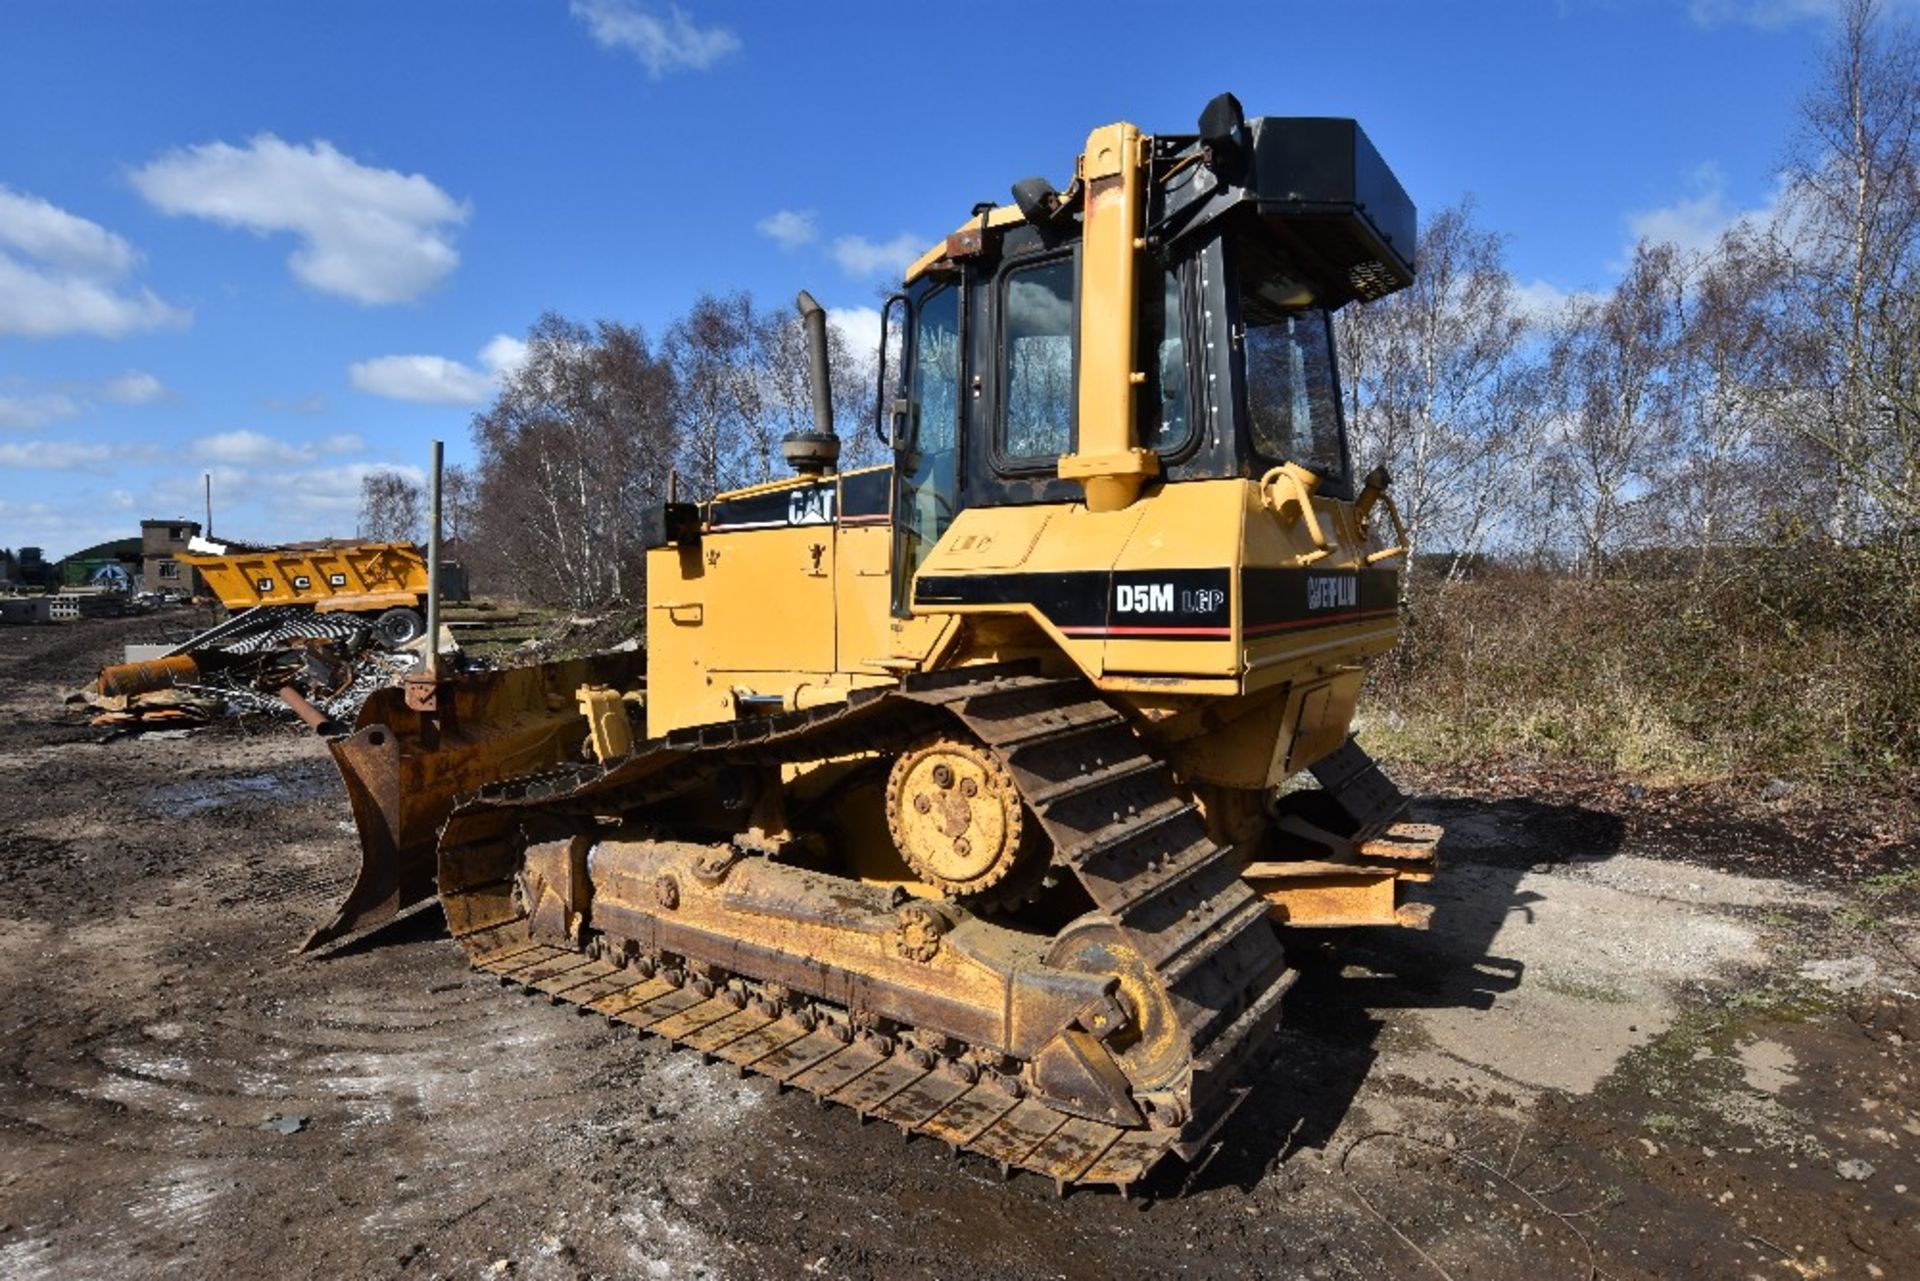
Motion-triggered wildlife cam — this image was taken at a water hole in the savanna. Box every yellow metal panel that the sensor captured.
[1058,121,1156,512]
[913,500,1146,679]
[1240,481,1401,696]
[645,525,836,735]
[644,543,715,737]
[1101,478,1245,679]
[833,523,895,673]
[918,505,1053,574]
[903,203,1031,284]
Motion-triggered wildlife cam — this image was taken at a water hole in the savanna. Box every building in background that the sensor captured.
[141,519,204,595]
[57,537,143,589]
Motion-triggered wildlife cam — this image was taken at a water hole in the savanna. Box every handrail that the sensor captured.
[1258,465,1333,566]
[1364,491,1410,565]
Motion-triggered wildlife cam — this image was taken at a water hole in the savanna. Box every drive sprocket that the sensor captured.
[885,735,1032,899]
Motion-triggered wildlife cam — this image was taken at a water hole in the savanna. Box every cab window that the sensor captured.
[999,257,1075,463]
[1140,265,1191,454]
[1243,307,1344,480]
[891,284,961,613]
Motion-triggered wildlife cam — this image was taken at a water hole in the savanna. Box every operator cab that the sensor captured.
[882,103,1414,615]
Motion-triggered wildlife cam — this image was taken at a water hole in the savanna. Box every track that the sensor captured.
[433,669,1296,1192]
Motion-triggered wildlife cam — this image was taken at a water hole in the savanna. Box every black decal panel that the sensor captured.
[837,469,890,524]
[915,565,1399,643]
[707,482,835,532]
[705,469,891,533]
[1102,570,1233,639]
[1242,566,1398,635]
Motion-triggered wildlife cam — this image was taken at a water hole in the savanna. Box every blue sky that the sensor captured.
[0,0,1862,557]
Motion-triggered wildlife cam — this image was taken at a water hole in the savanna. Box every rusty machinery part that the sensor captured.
[97,654,203,698]
[885,735,1031,899]
[1044,915,1191,1116]
[305,650,648,952]
[429,667,1292,1190]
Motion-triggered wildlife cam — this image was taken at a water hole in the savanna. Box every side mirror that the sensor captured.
[875,294,908,447]
[1354,464,1392,522]
[1198,91,1247,171]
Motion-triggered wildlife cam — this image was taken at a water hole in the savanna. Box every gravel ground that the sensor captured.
[1,613,1916,1280]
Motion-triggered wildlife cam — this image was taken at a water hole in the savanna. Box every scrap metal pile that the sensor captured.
[76,606,427,735]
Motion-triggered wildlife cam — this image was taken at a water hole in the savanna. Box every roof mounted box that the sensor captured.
[1244,117,1416,303]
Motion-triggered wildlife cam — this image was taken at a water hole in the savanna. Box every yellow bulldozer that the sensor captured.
[312,94,1439,1194]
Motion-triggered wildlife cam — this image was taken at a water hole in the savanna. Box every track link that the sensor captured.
[435,666,1295,1191]
[463,927,1175,1193]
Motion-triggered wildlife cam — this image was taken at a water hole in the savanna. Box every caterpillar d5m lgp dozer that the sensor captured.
[311,93,1439,1194]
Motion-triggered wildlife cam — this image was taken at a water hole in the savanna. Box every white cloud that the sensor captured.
[477,333,530,378]
[0,187,189,339]
[830,232,923,280]
[349,333,527,405]
[0,497,136,556]
[757,209,818,250]
[0,392,82,431]
[317,432,365,454]
[570,0,740,76]
[151,459,432,540]
[349,355,495,405]
[97,370,172,405]
[826,305,883,368]
[0,440,128,470]
[0,255,187,338]
[0,372,174,430]
[1623,164,1785,261]
[0,185,137,276]
[1510,278,1596,325]
[108,488,136,509]
[190,430,319,466]
[131,134,467,305]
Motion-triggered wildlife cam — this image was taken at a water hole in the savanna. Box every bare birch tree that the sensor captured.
[470,313,677,608]
[1771,0,1920,534]
[1335,199,1544,578]
[441,463,477,547]
[1660,225,1801,557]
[665,291,882,500]
[1543,241,1688,574]
[357,470,424,543]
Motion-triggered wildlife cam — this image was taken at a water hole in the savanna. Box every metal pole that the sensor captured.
[426,440,443,680]
[204,473,212,537]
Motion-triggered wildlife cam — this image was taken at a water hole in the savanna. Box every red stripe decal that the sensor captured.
[1062,625,1232,638]
[1058,610,1398,641]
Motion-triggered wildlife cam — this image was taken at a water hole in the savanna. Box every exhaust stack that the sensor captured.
[782,290,841,477]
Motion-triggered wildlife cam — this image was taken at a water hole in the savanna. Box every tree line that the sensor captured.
[1337,0,1916,580]
[359,294,883,608]
[361,0,1913,608]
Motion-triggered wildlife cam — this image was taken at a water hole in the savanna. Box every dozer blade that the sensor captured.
[305,651,645,953]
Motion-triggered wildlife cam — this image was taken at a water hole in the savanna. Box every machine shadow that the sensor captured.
[1172,790,1629,1196]
[307,901,450,960]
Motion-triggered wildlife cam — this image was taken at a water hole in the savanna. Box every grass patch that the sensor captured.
[1367,548,1920,798]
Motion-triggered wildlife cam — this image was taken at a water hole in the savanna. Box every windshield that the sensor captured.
[1237,233,1347,481]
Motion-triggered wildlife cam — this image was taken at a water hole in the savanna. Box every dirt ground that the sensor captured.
[2,613,1916,1281]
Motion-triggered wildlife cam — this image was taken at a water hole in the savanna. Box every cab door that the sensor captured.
[890,282,963,617]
